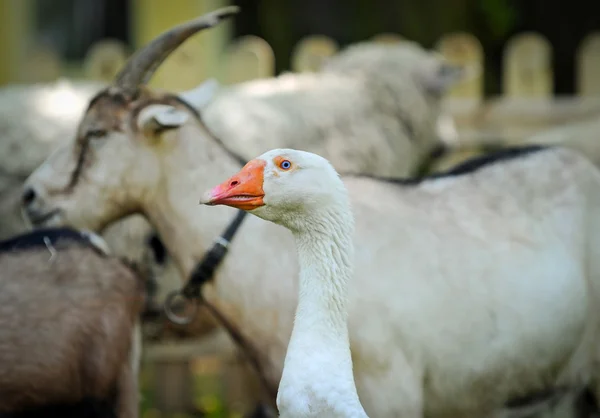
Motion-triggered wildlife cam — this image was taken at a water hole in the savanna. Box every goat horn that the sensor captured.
[114,6,239,91]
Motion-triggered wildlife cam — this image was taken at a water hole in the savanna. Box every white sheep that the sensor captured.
[200,40,463,178]
[523,117,600,168]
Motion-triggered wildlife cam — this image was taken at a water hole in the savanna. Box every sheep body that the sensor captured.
[202,41,458,179]
[523,117,600,167]
[0,227,145,417]
[0,80,105,181]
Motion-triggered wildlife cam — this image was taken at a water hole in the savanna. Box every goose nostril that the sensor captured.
[22,188,36,206]
[230,180,239,187]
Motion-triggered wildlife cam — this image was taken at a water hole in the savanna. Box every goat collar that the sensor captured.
[161,208,280,397]
[162,91,250,318]
[161,94,279,399]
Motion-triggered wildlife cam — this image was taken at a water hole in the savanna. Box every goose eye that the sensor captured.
[279,160,292,170]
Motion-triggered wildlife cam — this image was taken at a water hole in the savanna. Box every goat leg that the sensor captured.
[117,323,142,418]
[115,361,139,418]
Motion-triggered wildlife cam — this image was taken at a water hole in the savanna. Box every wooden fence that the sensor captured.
[21,29,600,150]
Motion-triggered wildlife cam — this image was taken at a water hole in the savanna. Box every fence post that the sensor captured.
[0,0,34,85]
[152,356,195,413]
[224,35,275,84]
[291,35,339,73]
[371,33,406,44]
[20,45,62,83]
[436,32,483,101]
[130,0,233,91]
[576,33,600,97]
[503,32,553,98]
[83,40,129,82]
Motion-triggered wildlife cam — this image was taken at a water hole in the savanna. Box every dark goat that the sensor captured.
[0,227,145,418]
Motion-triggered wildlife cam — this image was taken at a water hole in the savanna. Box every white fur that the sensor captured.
[24,107,600,417]
[129,320,142,378]
[524,117,600,169]
[153,42,462,179]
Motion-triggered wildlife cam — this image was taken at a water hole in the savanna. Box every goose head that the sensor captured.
[200,148,348,228]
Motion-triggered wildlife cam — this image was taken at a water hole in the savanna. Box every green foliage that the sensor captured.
[477,0,518,40]
[138,363,231,418]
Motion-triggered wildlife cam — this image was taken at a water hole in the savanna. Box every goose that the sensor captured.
[201,148,369,418]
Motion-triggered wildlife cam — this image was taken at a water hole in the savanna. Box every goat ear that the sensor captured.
[417,62,468,96]
[178,78,220,110]
[137,104,190,136]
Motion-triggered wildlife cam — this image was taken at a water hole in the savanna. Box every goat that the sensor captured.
[0,80,217,339]
[0,80,269,418]
[200,41,462,178]
[20,6,600,416]
[0,227,145,418]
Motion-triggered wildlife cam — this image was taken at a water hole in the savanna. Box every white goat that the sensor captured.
[0,79,103,240]
[0,80,196,334]
[24,92,600,416]
[0,80,157,267]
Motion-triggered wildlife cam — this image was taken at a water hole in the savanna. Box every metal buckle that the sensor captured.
[163,290,198,325]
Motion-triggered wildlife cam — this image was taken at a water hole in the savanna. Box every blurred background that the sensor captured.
[2,0,600,93]
[0,1,599,417]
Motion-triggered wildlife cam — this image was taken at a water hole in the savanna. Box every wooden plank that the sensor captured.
[0,0,34,85]
[371,33,406,44]
[151,357,195,413]
[20,46,62,83]
[144,330,235,415]
[436,32,483,101]
[144,329,237,361]
[224,35,275,84]
[291,35,339,73]
[83,40,129,82]
[130,0,232,91]
[503,32,553,98]
[144,329,264,416]
[221,352,267,415]
[577,33,600,96]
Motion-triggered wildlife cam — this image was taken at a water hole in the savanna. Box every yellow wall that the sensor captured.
[0,0,33,86]
[131,0,233,92]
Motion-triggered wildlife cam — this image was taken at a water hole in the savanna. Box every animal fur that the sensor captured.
[0,228,145,417]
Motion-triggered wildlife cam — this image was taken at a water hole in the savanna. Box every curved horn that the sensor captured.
[115,6,239,91]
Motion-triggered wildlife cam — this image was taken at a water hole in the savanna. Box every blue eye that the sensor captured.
[280,160,291,170]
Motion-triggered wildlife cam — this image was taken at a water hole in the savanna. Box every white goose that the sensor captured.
[201,148,369,418]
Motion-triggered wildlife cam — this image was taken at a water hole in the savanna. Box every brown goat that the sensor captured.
[0,227,145,418]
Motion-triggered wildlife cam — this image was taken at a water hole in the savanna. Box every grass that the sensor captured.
[138,356,245,418]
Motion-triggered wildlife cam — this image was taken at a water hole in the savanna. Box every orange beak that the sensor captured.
[200,159,266,211]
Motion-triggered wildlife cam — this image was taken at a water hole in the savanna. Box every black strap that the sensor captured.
[163,93,250,299]
[180,209,248,299]
[159,95,279,402]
